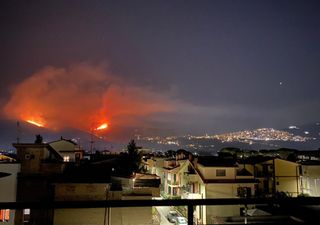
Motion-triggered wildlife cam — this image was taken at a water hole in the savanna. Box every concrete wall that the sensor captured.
[238,164,255,175]
[54,208,105,225]
[53,183,109,225]
[49,140,79,162]
[203,184,239,223]
[111,207,152,225]
[49,141,75,152]
[54,183,110,201]
[203,183,255,224]
[300,165,320,196]
[111,196,152,225]
[18,146,48,173]
[274,159,298,177]
[53,183,154,225]
[274,159,299,196]
[197,165,236,180]
[0,163,20,225]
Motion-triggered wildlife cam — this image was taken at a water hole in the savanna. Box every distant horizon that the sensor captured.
[1,117,319,137]
[1,118,319,152]
[1,1,320,140]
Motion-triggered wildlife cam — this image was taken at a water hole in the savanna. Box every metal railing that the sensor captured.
[1,197,320,225]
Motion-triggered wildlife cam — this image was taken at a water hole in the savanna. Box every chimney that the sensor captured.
[193,157,198,169]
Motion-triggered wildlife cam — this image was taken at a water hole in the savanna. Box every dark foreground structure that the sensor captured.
[1,197,320,225]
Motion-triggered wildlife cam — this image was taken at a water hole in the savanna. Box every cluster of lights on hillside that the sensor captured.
[139,128,313,148]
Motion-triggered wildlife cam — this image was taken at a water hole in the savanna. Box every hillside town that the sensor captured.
[1,135,320,225]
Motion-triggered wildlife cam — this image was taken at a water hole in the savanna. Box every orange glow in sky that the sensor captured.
[3,64,175,140]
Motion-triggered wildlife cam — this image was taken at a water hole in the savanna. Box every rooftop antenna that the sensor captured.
[90,127,94,155]
[16,120,21,143]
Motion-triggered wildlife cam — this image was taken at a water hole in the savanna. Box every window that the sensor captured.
[23,209,30,215]
[63,156,70,162]
[0,209,10,222]
[173,187,178,196]
[237,187,251,198]
[216,169,226,177]
[23,209,30,223]
[75,153,81,161]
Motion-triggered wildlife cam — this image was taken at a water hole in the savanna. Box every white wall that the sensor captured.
[300,165,320,196]
[0,163,20,225]
[197,164,236,180]
[49,140,76,152]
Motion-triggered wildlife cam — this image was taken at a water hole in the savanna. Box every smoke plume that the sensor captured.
[3,63,176,133]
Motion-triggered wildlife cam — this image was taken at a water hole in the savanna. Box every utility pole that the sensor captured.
[16,121,21,143]
[90,128,94,155]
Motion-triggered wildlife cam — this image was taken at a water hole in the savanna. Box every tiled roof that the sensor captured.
[204,178,258,184]
[237,168,253,176]
[197,156,237,167]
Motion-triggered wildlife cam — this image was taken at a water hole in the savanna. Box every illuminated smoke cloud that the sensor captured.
[3,63,176,131]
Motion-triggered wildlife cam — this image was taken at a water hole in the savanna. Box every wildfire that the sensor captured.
[95,123,108,130]
[26,120,44,127]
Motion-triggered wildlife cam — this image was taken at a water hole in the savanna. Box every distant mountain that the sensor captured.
[1,118,319,153]
[138,124,320,153]
[283,122,320,139]
[0,119,123,152]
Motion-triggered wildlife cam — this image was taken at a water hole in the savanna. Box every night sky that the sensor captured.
[1,0,320,138]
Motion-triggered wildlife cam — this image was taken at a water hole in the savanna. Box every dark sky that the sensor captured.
[1,0,320,137]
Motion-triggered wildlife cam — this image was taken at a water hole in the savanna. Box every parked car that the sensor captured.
[167,210,179,223]
[175,216,188,225]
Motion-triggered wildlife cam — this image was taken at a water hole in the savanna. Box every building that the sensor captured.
[49,138,84,162]
[298,160,320,196]
[13,140,65,225]
[11,137,160,225]
[0,163,20,225]
[193,156,257,224]
[254,158,300,197]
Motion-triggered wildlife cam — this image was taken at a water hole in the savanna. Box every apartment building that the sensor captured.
[0,163,20,225]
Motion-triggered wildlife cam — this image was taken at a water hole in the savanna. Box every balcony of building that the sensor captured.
[167,179,180,187]
[181,184,201,200]
[1,197,320,225]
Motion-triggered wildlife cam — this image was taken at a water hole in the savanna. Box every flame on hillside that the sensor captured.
[95,123,108,130]
[26,119,45,127]
[3,63,176,135]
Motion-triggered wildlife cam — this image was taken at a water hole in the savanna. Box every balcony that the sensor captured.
[184,173,199,183]
[167,180,180,187]
[1,197,320,225]
[181,191,201,200]
[255,171,274,178]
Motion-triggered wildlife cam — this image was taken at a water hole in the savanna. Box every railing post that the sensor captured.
[188,203,193,225]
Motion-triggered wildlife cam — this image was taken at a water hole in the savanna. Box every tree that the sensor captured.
[165,150,176,158]
[34,134,43,144]
[126,139,142,173]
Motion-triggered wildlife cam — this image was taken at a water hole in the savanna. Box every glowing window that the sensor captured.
[63,156,70,162]
[0,209,10,222]
[23,209,30,223]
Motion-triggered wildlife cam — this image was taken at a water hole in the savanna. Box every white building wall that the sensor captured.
[197,165,236,180]
[300,165,320,196]
[0,163,20,225]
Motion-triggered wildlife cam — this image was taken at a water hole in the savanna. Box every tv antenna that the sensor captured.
[16,120,21,143]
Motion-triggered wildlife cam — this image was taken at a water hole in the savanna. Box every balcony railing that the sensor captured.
[167,180,180,186]
[1,197,320,225]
